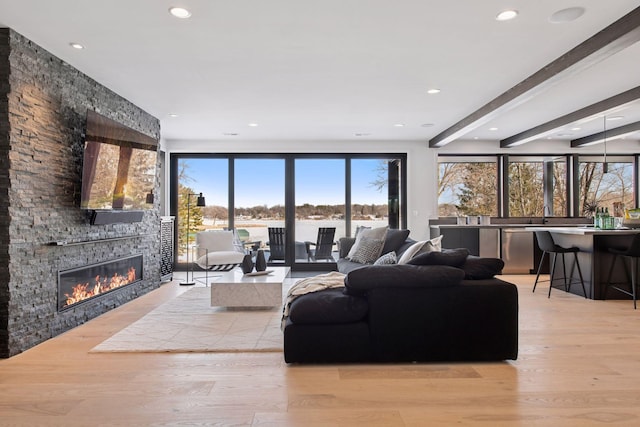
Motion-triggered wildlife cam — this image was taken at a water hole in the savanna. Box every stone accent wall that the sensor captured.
[0,30,10,357]
[0,29,162,358]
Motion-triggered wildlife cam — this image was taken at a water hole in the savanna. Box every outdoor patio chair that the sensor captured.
[305,227,336,262]
[267,227,286,262]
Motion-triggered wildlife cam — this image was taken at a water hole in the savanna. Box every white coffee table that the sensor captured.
[210,266,290,308]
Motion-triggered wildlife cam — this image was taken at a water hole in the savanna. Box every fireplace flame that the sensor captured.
[64,267,137,307]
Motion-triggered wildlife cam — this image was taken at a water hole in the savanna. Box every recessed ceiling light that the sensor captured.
[248,123,258,127]
[496,10,518,21]
[394,124,405,127]
[427,88,441,94]
[571,127,581,131]
[168,113,179,118]
[549,7,585,23]
[606,115,624,121]
[421,123,434,128]
[489,127,498,131]
[169,7,192,19]
[557,133,573,137]
[355,133,371,137]
[69,42,84,49]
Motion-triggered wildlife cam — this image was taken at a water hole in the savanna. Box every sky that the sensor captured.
[181,158,388,207]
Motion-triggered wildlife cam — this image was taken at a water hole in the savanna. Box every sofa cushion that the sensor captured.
[349,236,386,264]
[288,288,369,324]
[462,255,505,279]
[397,235,443,264]
[395,238,417,258]
[354,225,370,238]
[336,258,367,273]
[347,226,388,263]
[380,229,411,255]
[407,248,470,268]
[373,251,397,265]
[344,264,464,296]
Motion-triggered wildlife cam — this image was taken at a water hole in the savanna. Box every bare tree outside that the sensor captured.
[438,156,635,219]
[552,161,567,216]
[438,162,497,216]
[579,160,634,215]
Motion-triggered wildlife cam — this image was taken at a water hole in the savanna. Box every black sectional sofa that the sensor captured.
[283,250,518,364]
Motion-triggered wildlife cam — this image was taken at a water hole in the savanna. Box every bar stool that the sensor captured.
[604,234,640,309]
[533,231,587,298]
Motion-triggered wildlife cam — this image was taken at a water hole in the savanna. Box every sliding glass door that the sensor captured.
[234,158,285,259]
[175,158,228,263]
[294,159,345,264]
[351,158,398,230]
[171,154,406,270]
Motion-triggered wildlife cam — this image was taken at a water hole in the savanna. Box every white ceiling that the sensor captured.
[1,0,639,146]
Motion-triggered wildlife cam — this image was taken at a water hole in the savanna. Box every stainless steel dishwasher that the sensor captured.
[501,228,534,274]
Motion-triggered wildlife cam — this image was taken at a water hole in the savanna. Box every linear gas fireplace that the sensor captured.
[58,254,144,311]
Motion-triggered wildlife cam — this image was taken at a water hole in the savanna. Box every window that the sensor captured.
[295,159,345,263]
[351,158,397,229]
[508,157,544,217]
[438,157,497,217]
[234,158,285,252]
[176,158,228,262]
[550,158,567,217]
[171,154,406,269]
[579,156,634,216]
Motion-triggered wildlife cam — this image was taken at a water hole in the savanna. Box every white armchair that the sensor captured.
[194,230,245,272]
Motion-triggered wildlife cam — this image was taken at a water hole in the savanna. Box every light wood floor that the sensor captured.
[2,274,640,426]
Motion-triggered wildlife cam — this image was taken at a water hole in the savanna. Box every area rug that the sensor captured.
[90,287,283,353]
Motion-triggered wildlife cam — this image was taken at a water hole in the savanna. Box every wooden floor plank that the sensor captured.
[2,274,640,425]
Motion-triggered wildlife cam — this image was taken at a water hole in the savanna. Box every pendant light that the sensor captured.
[603,116,608,174]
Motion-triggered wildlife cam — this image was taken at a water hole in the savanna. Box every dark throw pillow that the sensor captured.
[380,229,411,255]
[407,248,470,268]
[462,255,505,279]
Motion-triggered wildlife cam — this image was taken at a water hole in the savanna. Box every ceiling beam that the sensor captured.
[571,120,640,147]
[428,6,640,148]
[500,86,640,147]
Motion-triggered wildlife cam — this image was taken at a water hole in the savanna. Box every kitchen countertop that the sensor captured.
[524,226,640,236]
[431,224,587,229]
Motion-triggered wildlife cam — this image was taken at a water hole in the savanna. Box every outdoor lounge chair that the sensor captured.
[305,227,336,262]
[267,227,286,262]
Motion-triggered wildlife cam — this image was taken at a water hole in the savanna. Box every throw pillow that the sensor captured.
[347,226,388,260]
[349,237,386,264]
[380,229,410,255]
[462,255,505,279]
[354,225,371,238]
[397,235,443,264]
[407,248,470,268]
[373,251,397,265]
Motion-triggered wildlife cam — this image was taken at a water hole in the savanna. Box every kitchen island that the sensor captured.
[430,221,588,274]
[525,227,640,299]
